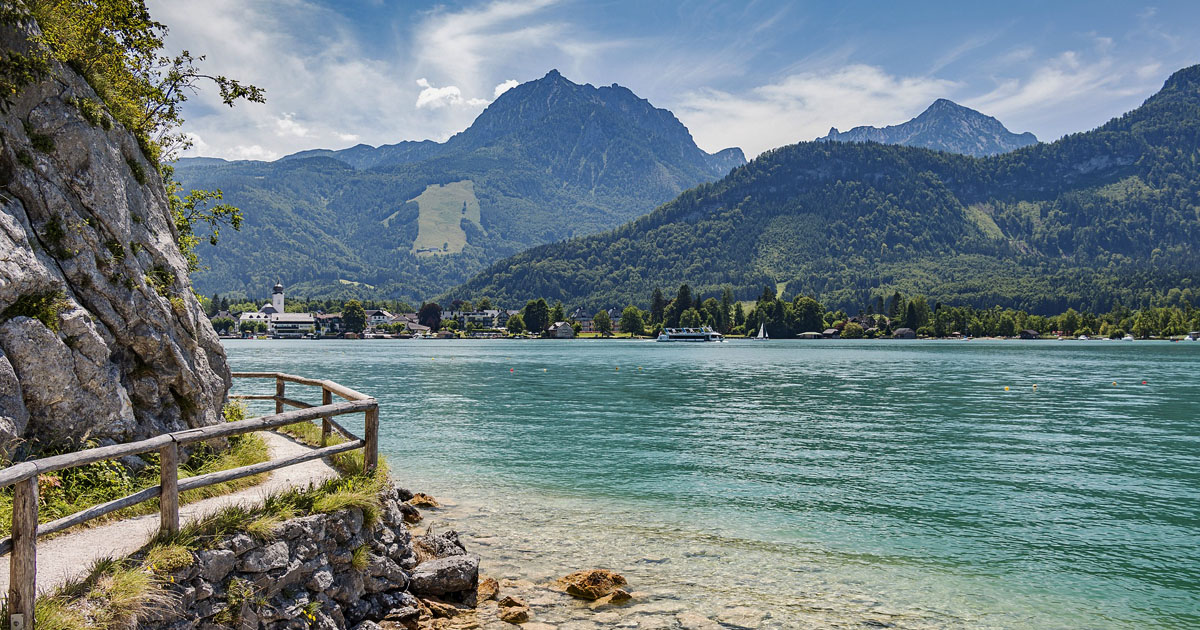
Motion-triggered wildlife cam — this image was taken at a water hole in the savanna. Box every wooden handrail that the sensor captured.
[0,372,380,629]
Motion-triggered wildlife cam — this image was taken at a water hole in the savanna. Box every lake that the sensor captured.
[223,338,1200,629]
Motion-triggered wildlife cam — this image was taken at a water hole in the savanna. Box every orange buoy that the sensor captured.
[1004,386,1010,391]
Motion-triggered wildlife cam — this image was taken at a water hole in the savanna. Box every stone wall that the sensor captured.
[0,22,229,452]
[142,485,480,630]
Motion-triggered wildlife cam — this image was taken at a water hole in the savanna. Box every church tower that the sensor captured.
[272,282,285,313]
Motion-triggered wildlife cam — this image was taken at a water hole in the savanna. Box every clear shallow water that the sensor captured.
[224,339,1200,629]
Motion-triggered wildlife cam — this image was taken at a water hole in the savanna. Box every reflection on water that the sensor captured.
[226,339,1200,629]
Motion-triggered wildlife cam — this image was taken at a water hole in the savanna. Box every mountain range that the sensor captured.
[174,70,745,300]
[819,98,1038,156]
[450,65,1200,314]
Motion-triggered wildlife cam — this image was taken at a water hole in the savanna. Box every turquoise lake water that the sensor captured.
[224,339,1200,629]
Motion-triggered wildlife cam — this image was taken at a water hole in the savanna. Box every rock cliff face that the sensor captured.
[0,26,229,451]
[820,98,1038,157]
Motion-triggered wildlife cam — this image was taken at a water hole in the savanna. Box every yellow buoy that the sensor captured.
[1004,386,1010,391]
[615,366,619,371]
[1112,381,1117,386]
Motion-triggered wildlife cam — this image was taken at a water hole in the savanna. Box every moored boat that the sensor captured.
[656,327,724,342]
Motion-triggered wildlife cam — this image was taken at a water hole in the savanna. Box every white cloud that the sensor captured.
[493,79,519,98]
[336,132,360,142]
[675,65,958,158]
[274,112,310,137]
[415,78,489,109]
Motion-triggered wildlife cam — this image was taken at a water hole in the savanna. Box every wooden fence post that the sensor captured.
[9,477,37,630]
[320,388,332,447]
[275,377,285,415]
[364,405,379,474]
[159,441,180,536]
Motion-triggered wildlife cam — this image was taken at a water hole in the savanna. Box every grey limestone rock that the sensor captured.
[195,549,236,582]
[409,553,479,596]
[239,540,289,572]
[0,22,229,449]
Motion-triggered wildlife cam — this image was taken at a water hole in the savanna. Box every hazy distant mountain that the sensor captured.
[175,70,745,300]
[820,99,1038,157]
[451,65,1200,314]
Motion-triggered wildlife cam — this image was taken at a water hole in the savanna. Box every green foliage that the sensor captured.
[145,264,173,296]
[504,312,525,334]
[350,544,370,572]
[592,308,612,336]
[22,119,53,152]
[619,305,644,336]
[523,298,549,334]
[417,301,441,330]
[451,66,1200,315]
[210,316,235,333]
[842,322,865,338]
[28,0,264,162]
[126,155,146,184]
[0,289,67,331]
[15,148,34,168]
[343,299,366,333]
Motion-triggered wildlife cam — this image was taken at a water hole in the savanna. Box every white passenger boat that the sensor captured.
[656,327,724,342]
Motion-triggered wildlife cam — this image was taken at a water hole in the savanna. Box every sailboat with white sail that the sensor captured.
[751,323,768,340]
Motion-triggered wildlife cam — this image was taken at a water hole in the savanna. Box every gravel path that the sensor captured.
[0,431,337,592]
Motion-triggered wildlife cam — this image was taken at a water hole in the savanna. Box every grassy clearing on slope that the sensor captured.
[409,180,482,255]
[0,402,269,538]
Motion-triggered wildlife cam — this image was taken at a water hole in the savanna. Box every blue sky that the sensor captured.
[149,0,1200,161]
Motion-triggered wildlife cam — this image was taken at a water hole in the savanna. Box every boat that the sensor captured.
[656,327,724,342]
[750,323,769,341]
[1186,332,1198,341]
[1123,335,1135,341]
[1077,335,1089,341]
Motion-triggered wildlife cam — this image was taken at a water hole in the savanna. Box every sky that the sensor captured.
[148,0,1200,161]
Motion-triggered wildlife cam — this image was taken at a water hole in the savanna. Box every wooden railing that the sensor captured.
[0,372,378,629]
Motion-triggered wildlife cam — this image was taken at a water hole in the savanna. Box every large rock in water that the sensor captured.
[0,24,229,451]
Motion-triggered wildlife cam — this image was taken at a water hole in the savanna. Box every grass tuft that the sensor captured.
[350,544,370,572]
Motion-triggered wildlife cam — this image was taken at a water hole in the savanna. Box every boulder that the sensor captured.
[410,554,479,596]
[588,588,632,609]
[238,541,289,572]
[414,530,466,562]
[556,569,628,600]
[408,492,440,508]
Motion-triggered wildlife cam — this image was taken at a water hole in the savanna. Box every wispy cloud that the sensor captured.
[676,65,958,157]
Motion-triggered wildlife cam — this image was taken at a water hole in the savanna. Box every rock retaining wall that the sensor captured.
[142,485,479,630]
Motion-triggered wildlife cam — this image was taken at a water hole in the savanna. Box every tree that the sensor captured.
[680,307,702,328]
[719,287,734,332]
[650,288,667,325]
[343,300,366,334]
[418,302,442,331]
[524,298,550,334]
[841,322,864,338]
[618,305,644,337]
[674,284,694,315]
[593,309,613,336]
[475,297,493,311]
[505,312,525,334]
[792,296,823,333]
[210,316,235,333]
[549,301,565,324]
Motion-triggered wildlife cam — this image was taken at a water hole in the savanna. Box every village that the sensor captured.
[208,283,597,339]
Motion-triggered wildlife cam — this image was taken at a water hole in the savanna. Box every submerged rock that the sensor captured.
[477,575,499,602]
[556,569,628,601]
[497,595,530,623]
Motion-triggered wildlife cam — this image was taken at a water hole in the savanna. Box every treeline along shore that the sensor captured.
[207,283,1200,340]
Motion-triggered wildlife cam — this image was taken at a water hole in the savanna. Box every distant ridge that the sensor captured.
[820,98,1037,157]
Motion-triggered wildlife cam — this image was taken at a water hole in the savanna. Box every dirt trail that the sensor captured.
[0,432,337,592]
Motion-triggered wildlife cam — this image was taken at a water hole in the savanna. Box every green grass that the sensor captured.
[0,403,269,538]
[408,180,481,255]
[276,419,385,478]
[1,555,175,629]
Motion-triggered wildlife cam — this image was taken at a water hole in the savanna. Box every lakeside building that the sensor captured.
[548,321,576,338]
[272,312,315,338]
[316,313,344,335]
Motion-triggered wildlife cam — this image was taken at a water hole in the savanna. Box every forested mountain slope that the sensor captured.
[450,65,1200,314]
[174,70,744,300]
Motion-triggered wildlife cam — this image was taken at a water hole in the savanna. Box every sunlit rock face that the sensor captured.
[0,23,229,452]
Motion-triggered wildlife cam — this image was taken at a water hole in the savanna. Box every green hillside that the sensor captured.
[174,70,744,300]
[449,65,1200,314]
